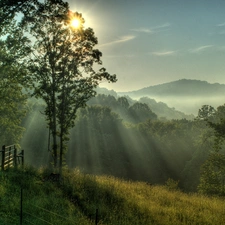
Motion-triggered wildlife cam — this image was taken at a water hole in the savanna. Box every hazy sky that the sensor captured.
[68,0,225,92]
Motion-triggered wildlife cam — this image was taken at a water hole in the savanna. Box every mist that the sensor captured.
[144,95,225,115]
[18,93,216,192]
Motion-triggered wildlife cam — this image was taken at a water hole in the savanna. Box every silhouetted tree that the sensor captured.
[22,0,116,170]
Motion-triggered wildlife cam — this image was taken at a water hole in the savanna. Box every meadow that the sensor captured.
[0,167,225,225]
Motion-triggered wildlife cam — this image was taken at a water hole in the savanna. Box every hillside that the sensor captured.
[92,91,194,120]
[1,167,225,225]
[119,79,225,98]
[118,79,225,115]
[138,97,194,120]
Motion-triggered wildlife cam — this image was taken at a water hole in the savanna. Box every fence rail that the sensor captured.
[0,145,24,170]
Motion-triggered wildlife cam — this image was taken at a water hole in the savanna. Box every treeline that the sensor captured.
[20,94,217,192]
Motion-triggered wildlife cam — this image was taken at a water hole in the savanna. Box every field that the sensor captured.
[0,167,225,225]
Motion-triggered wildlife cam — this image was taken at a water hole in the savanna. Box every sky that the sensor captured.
[68,0,225,92]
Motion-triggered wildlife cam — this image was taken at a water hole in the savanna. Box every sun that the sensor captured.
[71,18,80,29]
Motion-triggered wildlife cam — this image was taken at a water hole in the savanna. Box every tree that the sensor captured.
[198,151,225,196]
[117,96,129,109]
[0,25,29,145]
[197,104,225,148]
[128,102,157,123]
[21,0,116,170]
[0,0,37,35]
[0,0,65,26]
[197,104,225,195]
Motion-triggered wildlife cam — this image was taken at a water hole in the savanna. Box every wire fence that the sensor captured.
[0,187,98,225]
[23,203,76,225]
[24,211,54,225]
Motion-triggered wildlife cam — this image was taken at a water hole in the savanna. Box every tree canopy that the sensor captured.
[18,0,117,169]
[0,22,29,145]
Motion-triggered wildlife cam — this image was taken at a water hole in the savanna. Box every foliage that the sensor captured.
[196,105,225,196]
[198,151,225,196]
[128,102,157,123]
[165,178,180,191]
[20,96,212,190]
[197,104,225,141]
[18,0,116,169]
[89,94,158,123]
[0,0,40,35]
[0,24,29,145]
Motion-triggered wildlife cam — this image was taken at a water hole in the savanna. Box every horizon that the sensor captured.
[101,78,225,93]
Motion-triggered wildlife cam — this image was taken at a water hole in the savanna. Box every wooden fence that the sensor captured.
[0,145,24,170]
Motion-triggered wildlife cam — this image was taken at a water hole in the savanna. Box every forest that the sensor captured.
[18,92,225,194]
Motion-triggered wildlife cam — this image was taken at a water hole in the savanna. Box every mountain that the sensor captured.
[118,79,225,115]
[118,79,225,98]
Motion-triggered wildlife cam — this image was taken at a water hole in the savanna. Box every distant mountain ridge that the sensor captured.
[116,79,225,115]
[118,79,225,98]
[95,84,195,120]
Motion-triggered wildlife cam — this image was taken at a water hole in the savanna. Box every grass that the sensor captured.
[0,166,225,224]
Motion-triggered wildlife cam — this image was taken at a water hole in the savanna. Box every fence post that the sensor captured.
[1,145,5,171]
[14,146,17,168]
[8,146,11,169]
[21,150,24,167]
[20,188,23,225]
[95,208,98,225]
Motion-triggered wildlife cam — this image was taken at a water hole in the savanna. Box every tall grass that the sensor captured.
[1,167,225,224]
[62,169,225,225]
[0,167,91,225]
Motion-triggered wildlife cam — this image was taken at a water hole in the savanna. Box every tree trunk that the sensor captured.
[59,128,63,174]
[59,79,66,173]
[52,75,57,168]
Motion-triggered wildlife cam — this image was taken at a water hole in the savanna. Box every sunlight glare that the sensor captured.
[71,18,80,28]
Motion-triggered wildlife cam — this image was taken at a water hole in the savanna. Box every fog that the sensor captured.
[144,95,225,115]
[18,95,214,192]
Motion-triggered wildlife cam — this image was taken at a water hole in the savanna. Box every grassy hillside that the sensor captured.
[0,167,225,225]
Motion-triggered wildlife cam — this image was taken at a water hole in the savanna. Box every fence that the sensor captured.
[1,187,99,225]
[0,145,24,170]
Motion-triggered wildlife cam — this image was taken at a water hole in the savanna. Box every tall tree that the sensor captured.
[198,151,225,196]
[0,0,35,34]
[197,104,225,148]
[22,0,117,170]
[197,104,225,195]
[0,24,29,145]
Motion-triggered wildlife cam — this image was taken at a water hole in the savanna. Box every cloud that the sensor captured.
[216,22,225,27]
[152,22,171,29]
[189,45,214,53]
[151,50,176,56]
[105,54,135,58]
[130,28,153,33]
[131,22,171,34]
[98,35,135,47]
